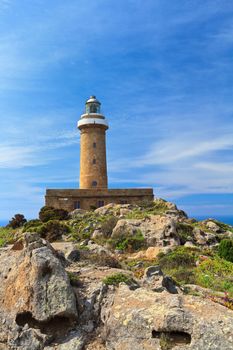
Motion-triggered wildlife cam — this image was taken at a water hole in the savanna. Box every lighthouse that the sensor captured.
[78,96,108,189]
[45,96,154,210]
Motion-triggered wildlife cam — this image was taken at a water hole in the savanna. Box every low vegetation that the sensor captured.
[103,272,134,286]
[157,246,233,297]
[108,229,145,252]
[195,256,233,296]
[218,239,233,262]
[67,271,80,287]
[8,214,27,229]
[70,212,117,241]
[1,203,233,306]
[0,227,16,247]
[39,206,69,223]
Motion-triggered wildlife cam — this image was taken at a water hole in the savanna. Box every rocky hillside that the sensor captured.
[0,199,233,349]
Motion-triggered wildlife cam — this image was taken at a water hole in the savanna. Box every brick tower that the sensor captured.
[77,96,108,189]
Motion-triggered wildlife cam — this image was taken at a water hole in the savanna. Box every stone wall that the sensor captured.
[45,188,154,211]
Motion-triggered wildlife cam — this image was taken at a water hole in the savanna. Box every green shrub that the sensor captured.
[108,229,145,252]
[156,247,199,285]
[22,219,42,232]
[70,212,118,242]
[37,220,71,242]
[218,239,233,262]
[157,247,199,270]
[195,256,233,296]
[67,271,80,286]
[82,252,121,268]
[0,227,16,247]
[8,214,27,229]
[39,206,69,223]
[176,223,193,244]
[103,273,133,286]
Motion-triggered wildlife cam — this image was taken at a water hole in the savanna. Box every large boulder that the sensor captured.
[94,203,139,217]
[0,233,78,348]
[192,227,217,246]
[111,215,180,247]
[101,284,233,350]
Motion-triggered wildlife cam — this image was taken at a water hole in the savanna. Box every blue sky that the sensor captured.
[0,0,233,221]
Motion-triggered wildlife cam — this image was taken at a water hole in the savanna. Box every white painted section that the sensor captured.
[78,118,109,128]
[80,113,105,119]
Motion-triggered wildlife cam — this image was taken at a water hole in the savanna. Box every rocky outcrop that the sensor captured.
[0,233,78,349]
[1,200,233,349]
[101,284,233,350]
[111,215,180,247]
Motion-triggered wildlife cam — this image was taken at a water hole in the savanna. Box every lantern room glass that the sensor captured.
[86,103,100,114]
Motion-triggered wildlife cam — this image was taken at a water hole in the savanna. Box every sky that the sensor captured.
[0,0,233,221]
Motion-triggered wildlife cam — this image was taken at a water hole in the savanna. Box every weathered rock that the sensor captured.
[101,285,233,350]
[0,234,78,348]
[66,249,80,262]
[9,327,48,350]
[192,227,217,246]
[69,209,86,219]
[205,220,222,232]
[94,203,138,216]
[127,246,162,261]
[44,330,84,350]
[184,240,197,248]
[165,209,188,221]
[142,266,179,294]
[111,215,180,247]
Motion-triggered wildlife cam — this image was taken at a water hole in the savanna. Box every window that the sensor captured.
[93,159,96,164]
[93,142,96,148]
[98,200,104,207]
[74,201,80,209]
[92,181,97,187]
[90,104,98,113]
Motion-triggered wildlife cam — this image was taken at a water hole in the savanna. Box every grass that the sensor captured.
[195,256,233,296]
[70,213,118,241]
[67,271,80,286]
[124,200,170,220]
[0,227,16,247]
[103,272,133,286]
[108,229,145,252]
[176,223,193,244]
[157,246,233,298]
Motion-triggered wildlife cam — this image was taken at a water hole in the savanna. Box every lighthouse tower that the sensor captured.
[45,96,154,211]
[77,96,108,189]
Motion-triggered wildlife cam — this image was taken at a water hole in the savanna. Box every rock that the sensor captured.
[184,241,197,248]
[10,327,48,350]
[94,203,138,216]
[205,220,222,232]
[11,239,24,251]
[92,229,104,239]
[143,265,163,279]
[66,248,80,262]
[165,209,188,221]
[101,284,233,350]
[0,234,78,347]
[128,246,162,261]
[142,266,179,294]
[44,330,85,350]
[69,209,86,219]
[192,227,217,246]
[111,215,180,247]
[162,276,179,294]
